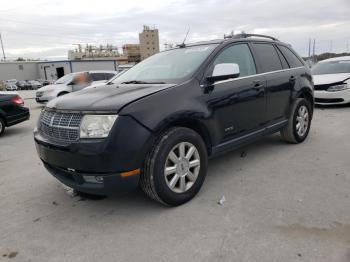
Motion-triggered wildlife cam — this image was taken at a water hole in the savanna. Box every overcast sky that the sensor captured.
[0,0,349,60]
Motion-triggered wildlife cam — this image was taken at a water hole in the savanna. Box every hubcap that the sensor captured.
[296,105,309,137]
[164,142,200,193]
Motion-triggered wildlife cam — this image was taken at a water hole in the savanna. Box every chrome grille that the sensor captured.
[39,110,83,143]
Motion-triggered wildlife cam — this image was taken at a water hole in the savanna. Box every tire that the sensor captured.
[140,127,208,206]
[0,117,5,137]
[281,98,312,143]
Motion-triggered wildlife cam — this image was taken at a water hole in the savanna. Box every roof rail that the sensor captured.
[224,33,279,41]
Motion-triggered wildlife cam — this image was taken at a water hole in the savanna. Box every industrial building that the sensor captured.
[0,60,120,82]
[139,25,160,60]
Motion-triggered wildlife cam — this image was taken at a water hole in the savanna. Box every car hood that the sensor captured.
[37,84,66,92]
[46,83,176,112]
[313,73,350,85]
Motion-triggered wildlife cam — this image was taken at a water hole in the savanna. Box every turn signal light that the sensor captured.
[120,169,140,178]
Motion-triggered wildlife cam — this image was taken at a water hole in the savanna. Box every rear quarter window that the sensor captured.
[253,43,283,73]
[278,45,304,68]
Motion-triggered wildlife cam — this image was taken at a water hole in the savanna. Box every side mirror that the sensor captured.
[207,63,240,82]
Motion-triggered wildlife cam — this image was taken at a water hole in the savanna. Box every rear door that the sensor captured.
[252,43,293,124]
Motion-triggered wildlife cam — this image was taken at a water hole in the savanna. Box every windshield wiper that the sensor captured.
[120,80,166,84]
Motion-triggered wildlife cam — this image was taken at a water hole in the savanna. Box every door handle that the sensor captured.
[253,80,264,90]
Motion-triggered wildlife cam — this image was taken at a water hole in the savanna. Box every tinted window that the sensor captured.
[278,46,304,68]
[276,47,289,69]
[90,73,106,81]
[253,43,283,73]
[213,44,256,77]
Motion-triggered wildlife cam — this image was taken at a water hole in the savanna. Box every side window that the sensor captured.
[253,43,283,73]
[90,73,106,81]
[213,44,256,77]
[105,73,115,80]
[278,45,304,68]
[275,47,289,69]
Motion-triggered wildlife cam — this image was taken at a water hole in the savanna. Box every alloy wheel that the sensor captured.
[164,142,200,193]
[296,105,309,137]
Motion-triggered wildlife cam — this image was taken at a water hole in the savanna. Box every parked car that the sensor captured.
[27,80,43,90]
[36,79,51,86]
[312,56,350,105]
[35,70,118,103]
[34,34,314,206]
[6,84,18,91]
[5,79,18,86]
[0,92,30,136]
[85,69,129,89]
[17,80,30,90]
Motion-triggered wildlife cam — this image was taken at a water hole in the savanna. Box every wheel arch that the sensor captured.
[154,117,213,156]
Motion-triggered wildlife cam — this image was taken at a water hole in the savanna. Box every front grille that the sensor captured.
[314,81,343,91]
[39,110,83,143]
[315,98,344,103]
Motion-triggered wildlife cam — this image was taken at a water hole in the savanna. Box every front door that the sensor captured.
[205,43,266,144]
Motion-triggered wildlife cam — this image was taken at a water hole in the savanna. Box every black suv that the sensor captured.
[34,34,314,206]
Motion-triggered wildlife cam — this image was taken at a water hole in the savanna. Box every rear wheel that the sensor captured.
[140,127,208,206]
[281,98,312,143]
[0,118,5,136]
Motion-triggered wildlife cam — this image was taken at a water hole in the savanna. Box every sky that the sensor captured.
[0,0,349,60]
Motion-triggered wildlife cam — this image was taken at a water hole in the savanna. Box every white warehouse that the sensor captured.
[0,59,119,82]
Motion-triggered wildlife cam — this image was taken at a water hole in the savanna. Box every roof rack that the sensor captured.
[224,33,279,41]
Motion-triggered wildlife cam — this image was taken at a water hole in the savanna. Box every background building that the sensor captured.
[68,44,120,60]
[139,25,160,60]
[122,44,141,62]
[0,60,120,81]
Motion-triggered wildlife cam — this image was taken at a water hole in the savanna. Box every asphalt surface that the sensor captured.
[1,91,350,262]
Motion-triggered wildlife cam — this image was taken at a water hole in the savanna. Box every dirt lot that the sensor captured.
[1,91,350,262]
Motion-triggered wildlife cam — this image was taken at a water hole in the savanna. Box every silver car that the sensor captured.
[35,70,118,103]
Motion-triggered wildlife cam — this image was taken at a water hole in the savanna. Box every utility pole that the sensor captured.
[0,33,6,61]
[312,39,316,63]
[308,38,311,58]
[347,41,349,53]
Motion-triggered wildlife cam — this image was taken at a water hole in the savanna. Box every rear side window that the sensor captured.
[278,46,304,68]
[90,73,106,81]
[253,43,283,73]
[276,47,289,69]
[213,44,256,77]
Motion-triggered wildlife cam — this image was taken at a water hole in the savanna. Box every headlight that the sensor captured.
[327,83,348,92]
[80,115,118,138]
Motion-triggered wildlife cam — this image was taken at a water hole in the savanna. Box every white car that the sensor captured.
[6,84,18,91]
[35,70,118,103]
[312,56,350,105]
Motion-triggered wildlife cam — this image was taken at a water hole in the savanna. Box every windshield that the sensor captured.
[55,73,75,84]
[113,44,218,84]
[312,60,350,75]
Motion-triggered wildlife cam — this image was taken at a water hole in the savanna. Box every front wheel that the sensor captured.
[140,127,208,206]
[281,98,312,143]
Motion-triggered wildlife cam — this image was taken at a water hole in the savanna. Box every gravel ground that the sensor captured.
[0,91,349,262]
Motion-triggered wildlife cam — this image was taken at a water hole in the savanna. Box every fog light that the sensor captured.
[83,176,104,183]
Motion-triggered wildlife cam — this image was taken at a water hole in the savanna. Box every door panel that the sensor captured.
[252,43,292,123]
[264,70,293,122]
[207,76,266,143]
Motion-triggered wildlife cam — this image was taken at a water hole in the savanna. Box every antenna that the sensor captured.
[177,27,190,48]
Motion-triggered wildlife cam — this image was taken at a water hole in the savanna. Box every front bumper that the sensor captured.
[34,115,155,195]
[314,89,350,105]
[36,93,56,103]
